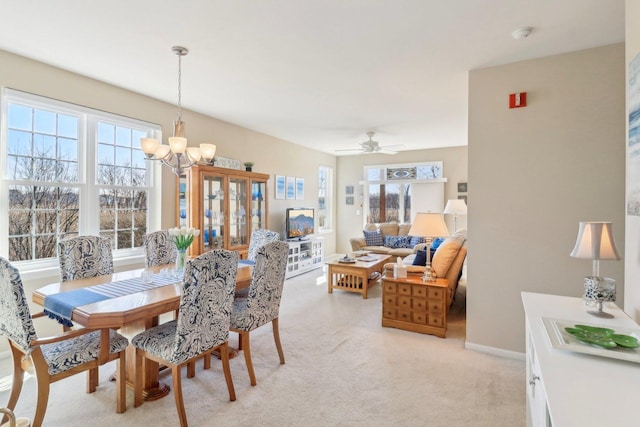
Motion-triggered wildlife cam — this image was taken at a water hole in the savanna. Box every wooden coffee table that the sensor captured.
[326,254,391,299]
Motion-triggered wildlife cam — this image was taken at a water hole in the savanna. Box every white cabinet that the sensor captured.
[286,236,324,278]
[522,292,640,427]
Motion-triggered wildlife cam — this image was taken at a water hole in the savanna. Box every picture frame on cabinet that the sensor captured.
[275,175,286,200]
[296,178,304,200]
[286,176,296,200]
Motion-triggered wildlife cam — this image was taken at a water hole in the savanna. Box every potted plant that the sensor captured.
[244,161,254,172]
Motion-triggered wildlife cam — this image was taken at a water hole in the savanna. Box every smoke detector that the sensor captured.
[512,27,533,40]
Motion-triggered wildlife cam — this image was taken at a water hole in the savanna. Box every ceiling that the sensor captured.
[0,1,625,155]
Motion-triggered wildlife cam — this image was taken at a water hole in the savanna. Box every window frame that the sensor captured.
[318,165,333,233]
[0,88,162,275]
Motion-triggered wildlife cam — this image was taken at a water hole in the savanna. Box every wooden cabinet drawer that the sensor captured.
[428,287,444,300]
[413,298,427,311]
[428,314,444,327]
[412,311,428,324]
[397,296,411,310]
[383,294,397,306]
[398,284,412,296]
[383,305,397,319]
[428,300,443,313]
[397,310,411,322]
[383,282,397,293]
[413,286,427,298]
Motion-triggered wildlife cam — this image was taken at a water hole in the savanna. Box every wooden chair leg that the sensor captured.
[86,367,98,393]
[134,349,145,408]
[240,332,256,386]
[32,358,51,427]
[219,342,236,401]
[237,332,243,351]
[172,365,188,427]
[203,353,211,370]
[5,344,25,418]
[116,351,126,413]
[272,318,285,365]
[186,360,195,378]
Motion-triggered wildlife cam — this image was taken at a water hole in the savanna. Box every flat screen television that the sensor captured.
[286,208,315,240]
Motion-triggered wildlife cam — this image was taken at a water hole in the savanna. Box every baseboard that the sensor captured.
[465,341,525,361]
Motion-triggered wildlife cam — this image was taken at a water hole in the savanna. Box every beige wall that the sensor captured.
[625,0,640,320]
[335,146,468,254]
[468,43,626,354]
[0,49,337,351]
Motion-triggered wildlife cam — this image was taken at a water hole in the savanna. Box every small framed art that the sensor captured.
[286,176,296,200]
[296,178,304,200]
[275,175,286,200]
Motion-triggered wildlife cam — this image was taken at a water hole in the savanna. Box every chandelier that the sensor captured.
[140,46,216,176]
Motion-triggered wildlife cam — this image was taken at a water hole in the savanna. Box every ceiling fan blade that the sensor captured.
[378,149,398,154]
[335,148,364,152]
[380,144,403,150]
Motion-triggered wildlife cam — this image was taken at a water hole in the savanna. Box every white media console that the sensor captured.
[285,236,324,278]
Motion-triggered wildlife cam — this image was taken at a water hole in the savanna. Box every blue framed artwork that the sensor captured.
[286,176,296,200]
[296,178,304,200]
[275,175,286,200]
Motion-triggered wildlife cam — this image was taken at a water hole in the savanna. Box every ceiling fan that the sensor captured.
[335,132,402,155]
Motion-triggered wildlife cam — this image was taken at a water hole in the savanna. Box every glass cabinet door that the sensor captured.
[178,175,187,227]
[202,174,225,251]
[228,177,248,248]
[250,180,267,231]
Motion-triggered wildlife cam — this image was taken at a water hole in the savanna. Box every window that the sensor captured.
[1,89,160,267]
[364,162,443,225]
[318,166,333,232]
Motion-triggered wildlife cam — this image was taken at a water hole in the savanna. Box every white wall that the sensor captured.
[335,146,468,254]
[625,0,640,321]
[468,43,626,353]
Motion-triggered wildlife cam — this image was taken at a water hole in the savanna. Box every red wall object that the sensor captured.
[509,92,527,108]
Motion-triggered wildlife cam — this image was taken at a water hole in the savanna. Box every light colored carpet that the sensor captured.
[0,268,525,426]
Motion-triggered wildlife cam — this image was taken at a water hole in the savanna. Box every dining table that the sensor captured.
[32,262,252,401]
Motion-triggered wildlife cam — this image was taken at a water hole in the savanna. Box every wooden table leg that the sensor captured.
[121,317,170,401]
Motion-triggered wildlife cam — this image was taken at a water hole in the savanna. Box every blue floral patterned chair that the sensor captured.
[143,230,177,268]
[231,240,289,386]
[247,229,280,263]
[0,257,128,427]
[58,236,114,282]
[131,249,239,427]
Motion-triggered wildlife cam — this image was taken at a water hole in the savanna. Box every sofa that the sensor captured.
[383,229,467,307]
[349,222,423,262]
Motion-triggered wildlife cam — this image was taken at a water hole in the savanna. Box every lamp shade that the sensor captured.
[409,212,449,238]
[443,199,467,215]
[570,221,620,260]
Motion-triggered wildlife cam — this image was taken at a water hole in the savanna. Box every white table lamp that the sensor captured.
[443,199,467,232]
[409,212,449,282]
[570,221,621,318]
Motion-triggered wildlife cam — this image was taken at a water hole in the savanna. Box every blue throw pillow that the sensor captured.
[413,249,427,266]
[363,230,384,246]
[409,236,425,246]
[431,237,445,251]
[384,235,412,249]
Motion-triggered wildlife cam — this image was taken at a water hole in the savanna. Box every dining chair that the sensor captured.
[0,407,30,427]
[0,257,128,427]
[132,249,239,427]
[58,235,114,282]
[230,240,289,386]
[246,229,280,264]
[143,230,177,267]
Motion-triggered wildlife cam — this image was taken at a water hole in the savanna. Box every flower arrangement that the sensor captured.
[168,226,201,251]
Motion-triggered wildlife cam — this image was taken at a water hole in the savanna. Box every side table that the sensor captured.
[381,275,449,337]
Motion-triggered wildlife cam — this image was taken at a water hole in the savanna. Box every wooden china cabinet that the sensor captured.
[177,164,269,259]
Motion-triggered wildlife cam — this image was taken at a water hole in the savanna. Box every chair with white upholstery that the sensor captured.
[143,230,177,268]
[58,235,113,282]
[0,257,128,427]
[231,240,289,386]
[132,249,239,427]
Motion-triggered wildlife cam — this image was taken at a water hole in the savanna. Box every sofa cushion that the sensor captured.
[388,247,415,257]
[363,230,384,246]
[431,235,464,278]
[384,235,413,249]
[378,223,400,237]
[409,236,425,246]
[398,224,412,236]
[412,248,437,266]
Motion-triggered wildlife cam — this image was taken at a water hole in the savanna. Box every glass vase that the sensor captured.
[174,248,188,278]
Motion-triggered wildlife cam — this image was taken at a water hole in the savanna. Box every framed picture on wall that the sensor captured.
[275,175,286,200]
[346,196,354,205]
[458,195,467,204]
[345,185,354,195]
[286,176,296,200]
[296,178,304,200]
[457,182,468,193]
